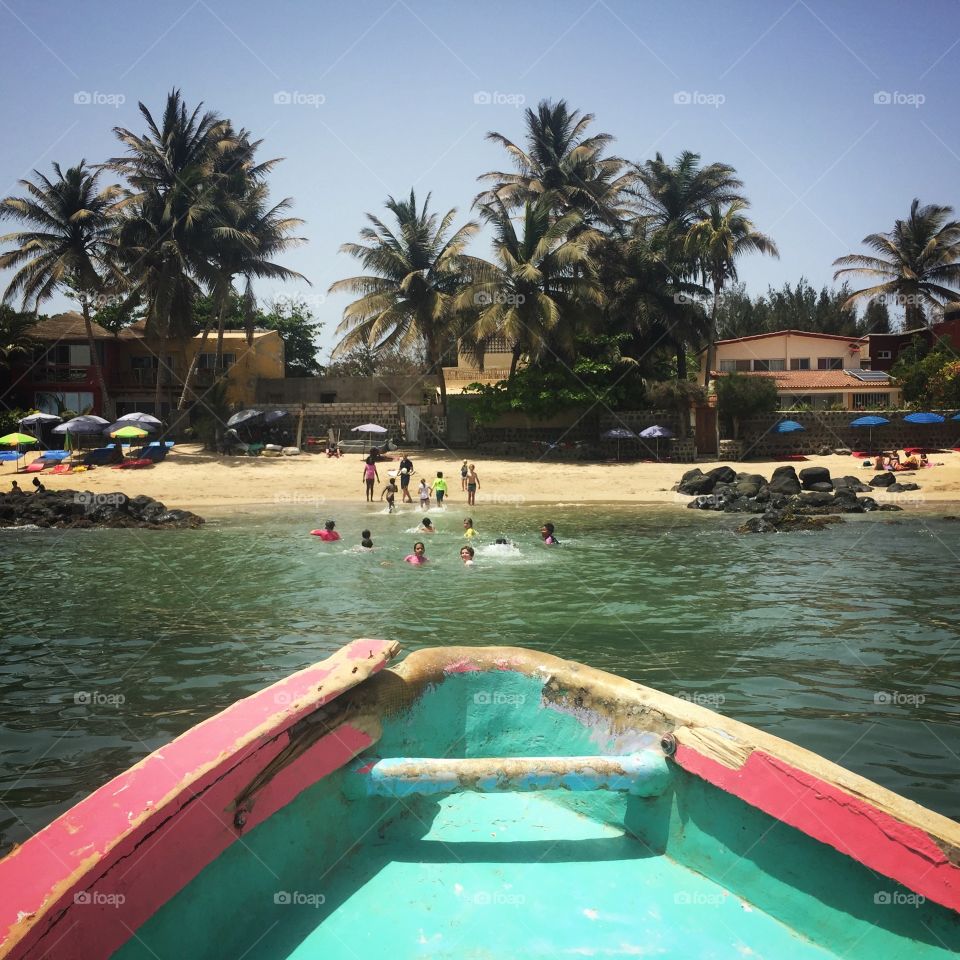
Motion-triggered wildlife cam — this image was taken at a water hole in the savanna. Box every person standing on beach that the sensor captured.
[460,460,469,492]
[466,464,479,506]
[362,456,379,502]
[398,454,414,502]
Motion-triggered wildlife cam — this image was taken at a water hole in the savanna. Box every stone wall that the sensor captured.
[737,410,960,459]
[256,375,437,405]
[259,402,412,442]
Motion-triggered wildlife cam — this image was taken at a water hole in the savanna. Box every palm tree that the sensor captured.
[329,190,486,410]
[833,199,960,328]
[631,151,745,375]
[0,161,123,416]
[687,201,779,393]
[456,197,603,378]
[0,305,35,369]
[177,135,306,409]
[109,90,234,413]
[476,99,634,230]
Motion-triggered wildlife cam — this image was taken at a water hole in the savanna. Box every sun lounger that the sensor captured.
[81,448,120,466]
[50,463,73,475]
[112,458,154,469]
[133,445,168,463]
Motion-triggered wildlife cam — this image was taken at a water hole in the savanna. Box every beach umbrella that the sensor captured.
[109,425,148,439]
[105,418,159,436]
[903,412,945,424]
[772,420,805,434]
[601,427,637,461]
[850,414,890,452]
[352,422,387,433]
[0,433,39,446]
[116,412,163,428]
[18,413,61,427]
[639,424,675,462]
[226,409,263,428]
[53,415,109,434]
[263,409,288,424]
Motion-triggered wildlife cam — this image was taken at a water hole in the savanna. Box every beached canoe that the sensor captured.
[2,640,958,958]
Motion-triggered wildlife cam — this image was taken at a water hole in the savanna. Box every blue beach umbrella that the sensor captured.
[601,427,637,460]
[773,420,805,434]
[850,414,890,452]
[953,413,960,421]
[903,412,945,424]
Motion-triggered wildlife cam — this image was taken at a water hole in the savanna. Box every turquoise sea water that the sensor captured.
[0,502,958,851]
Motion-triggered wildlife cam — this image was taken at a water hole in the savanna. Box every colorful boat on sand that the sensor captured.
[1,640,958,958]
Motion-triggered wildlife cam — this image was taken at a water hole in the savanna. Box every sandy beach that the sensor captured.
[10,445,960,511]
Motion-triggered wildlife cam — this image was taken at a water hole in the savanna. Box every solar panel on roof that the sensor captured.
[845,369,890,382]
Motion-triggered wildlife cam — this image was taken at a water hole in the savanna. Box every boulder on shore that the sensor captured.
[799,466,831,489]
[869,473,896,488]
[0,490,204,529]
[677,469,716,496]
[768,465,801,495]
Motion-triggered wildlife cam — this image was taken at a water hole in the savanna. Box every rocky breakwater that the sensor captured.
[0,490,204,530]
[675,464,909,534]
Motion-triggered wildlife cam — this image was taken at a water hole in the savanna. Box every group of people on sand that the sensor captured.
[310,517,560,566]
[361,453,480,508]
[867,450,935,471]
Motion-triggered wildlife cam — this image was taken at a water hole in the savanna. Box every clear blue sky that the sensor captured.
[1,0,958,355]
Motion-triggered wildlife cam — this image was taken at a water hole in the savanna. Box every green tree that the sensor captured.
[862,298,891,334]
[110,90,234,412]
[833,199,960,328]
[257,297,322,377]
[0,305,36,369]
[476,99,633,229]
[457,197,604,379]
[716,372,778,438]
[0,161,123,417]
[891,336,960,406]
[329,189,486,410]
[686,200,779,394]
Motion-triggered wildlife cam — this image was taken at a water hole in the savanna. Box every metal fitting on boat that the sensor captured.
[660,733,677,757]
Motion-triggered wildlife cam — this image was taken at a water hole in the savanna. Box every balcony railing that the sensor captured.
[31,365,92,383]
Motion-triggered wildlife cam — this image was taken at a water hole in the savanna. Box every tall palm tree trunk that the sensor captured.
[508,342,522,380]
[703,278,721,395]
[179,286,228,409]
[676,344,687,380]
[80,299,113,420]
[154,330,167,416]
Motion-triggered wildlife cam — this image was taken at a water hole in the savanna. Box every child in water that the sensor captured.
[433,471,448,506]
[360,530,373,550]
[418,478,432,510]
[312,519,341,541]
[460,545,475,566]
[541,522,559,545]
[419,517,435,534]
[463,517,477,538]
[381,477,398,512]
[405,541,428,564]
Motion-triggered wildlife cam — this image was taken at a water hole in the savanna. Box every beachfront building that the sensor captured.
[866,315,960,372]
[116,321,285,416]
[6,312,285,418]
[700,330,900,411]
[442,335,515,394]
[11,313,120,416]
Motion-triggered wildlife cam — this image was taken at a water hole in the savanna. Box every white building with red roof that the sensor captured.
[698,330,900,410]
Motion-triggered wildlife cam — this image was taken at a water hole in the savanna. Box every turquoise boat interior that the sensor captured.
[112,658,960,960]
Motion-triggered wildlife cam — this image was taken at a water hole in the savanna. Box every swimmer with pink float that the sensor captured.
[311,519,341,541]
[405,541,428,564]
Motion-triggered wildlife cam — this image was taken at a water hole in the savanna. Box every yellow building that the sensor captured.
[116,321,285,415]
[442,335,516,393]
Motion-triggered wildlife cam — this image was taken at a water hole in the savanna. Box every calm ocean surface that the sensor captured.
[1,502,958,850]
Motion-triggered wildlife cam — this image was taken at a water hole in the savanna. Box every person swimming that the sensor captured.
[360,529,373,550]
[419,517,435,534]
[405,541,428,564]
[541,522,559,545]
[312,519,341,541]
[460,545,475,566]
[463,517,477,539]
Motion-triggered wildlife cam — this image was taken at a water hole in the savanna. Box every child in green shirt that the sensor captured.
[433,471,448,506]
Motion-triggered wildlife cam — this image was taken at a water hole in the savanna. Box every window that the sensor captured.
[719,360,737,372]
[877,350,892,360]
[817,357,843,370]
[377,390,393,403]
[68,344,91,366]
[197,353,236,370]
[790,358,810,370]
[36,391,94,413]
[319,392,337,404]
[779,394,813,409]
[853,393,890,410]
[753,358,785,371]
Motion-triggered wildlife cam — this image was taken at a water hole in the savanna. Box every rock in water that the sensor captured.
[677,469,716,495]
[0,490,204,529]
[737,513,844,535]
